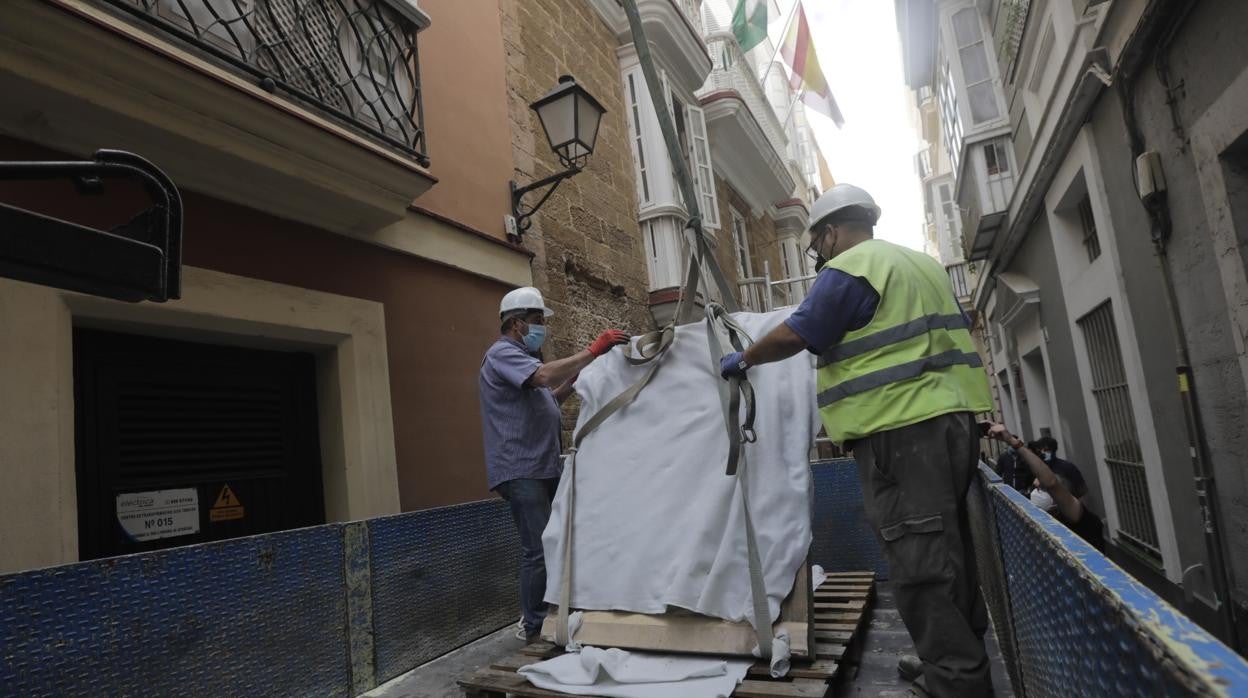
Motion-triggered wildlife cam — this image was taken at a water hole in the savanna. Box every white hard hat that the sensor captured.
[808,184,882,231]
[499,286,554,318]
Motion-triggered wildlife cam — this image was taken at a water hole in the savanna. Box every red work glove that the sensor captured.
[588,329,629,357]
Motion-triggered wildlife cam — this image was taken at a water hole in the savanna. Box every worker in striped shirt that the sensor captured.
[479,286,627,643]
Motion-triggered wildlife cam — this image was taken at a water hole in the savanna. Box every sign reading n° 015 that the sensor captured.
[116,488,200,542]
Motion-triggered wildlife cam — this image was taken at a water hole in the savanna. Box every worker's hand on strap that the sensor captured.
[588,329,629,357]
[720,350,749,379]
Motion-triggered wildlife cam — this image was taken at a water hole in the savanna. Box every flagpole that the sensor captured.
[759,0,800,88]
[782,88,805,131]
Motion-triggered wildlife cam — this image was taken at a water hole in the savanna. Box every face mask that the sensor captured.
[1042,451,1053,462]
[1030,488,1056,512]
[522,323,547,352]
[807,228,833,270]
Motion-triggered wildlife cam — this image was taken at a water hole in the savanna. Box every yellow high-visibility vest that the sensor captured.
[816,240,992,443]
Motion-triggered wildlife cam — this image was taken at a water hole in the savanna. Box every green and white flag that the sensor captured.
[731,0,768,52]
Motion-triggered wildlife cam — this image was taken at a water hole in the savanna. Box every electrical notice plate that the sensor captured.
[116,488,200,542]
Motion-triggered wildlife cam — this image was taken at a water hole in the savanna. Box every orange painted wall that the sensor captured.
[415,0,514,239]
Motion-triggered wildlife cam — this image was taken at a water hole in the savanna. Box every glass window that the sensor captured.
[687,105,720,228]
[626,72,650,203]
[730,208,751,278]
[951,8,1000,124]
[984,141,1009,175]
[1078,196,1102,262]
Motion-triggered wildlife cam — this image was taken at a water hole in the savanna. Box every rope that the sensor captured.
[704,304,771,659]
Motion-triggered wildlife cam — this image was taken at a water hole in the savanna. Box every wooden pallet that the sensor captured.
[458,571,874,698]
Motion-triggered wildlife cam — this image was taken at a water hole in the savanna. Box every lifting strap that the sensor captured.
[554,0,771,658]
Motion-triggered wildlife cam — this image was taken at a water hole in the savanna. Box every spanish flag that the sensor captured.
[780,3,844,127]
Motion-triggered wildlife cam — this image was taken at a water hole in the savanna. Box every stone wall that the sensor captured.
[500,0,654,437]
[713,177,786,310]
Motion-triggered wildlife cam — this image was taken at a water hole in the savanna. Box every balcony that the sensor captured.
[697,34,795,212]
[587,0,711,94]
[110,0,428,162]
[0,0,435,237]
[960,135,1015,260]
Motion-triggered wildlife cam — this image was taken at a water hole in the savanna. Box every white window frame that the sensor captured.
[686,104,720,228]
[623,67,652,206]
[950,6,1001,125]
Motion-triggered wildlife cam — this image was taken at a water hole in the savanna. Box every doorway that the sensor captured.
[74,328,325,560]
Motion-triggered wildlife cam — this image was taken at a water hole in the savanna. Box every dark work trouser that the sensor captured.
[855,411,992,697]
[496,477,559,638]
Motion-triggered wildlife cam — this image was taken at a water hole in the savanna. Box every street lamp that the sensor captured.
[509,75,606,242]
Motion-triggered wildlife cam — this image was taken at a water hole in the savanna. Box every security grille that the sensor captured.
[1077,301,1161,558]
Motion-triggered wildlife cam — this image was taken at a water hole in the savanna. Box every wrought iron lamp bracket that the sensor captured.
[508,165,582,242]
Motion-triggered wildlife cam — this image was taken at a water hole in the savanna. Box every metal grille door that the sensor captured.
[1077,302,1161,559]
[74,328,324,560]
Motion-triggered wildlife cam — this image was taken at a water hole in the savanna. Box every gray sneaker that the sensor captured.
[513,617,526,641]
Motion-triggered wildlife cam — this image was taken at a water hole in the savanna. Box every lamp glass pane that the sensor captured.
[536,93,576,151]
[576,93,602,154]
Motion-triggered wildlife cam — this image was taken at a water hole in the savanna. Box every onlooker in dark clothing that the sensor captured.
[992,444,1031,492]
[1035,436,1088,498]
[989,424,1105,551]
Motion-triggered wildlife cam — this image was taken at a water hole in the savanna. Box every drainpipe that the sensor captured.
[1116,0,1239,649]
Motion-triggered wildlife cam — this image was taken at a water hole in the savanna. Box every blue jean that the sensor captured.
[496,477,559,637]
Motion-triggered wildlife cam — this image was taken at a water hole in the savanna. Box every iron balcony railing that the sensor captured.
[98,0,428,165]
[700,34,790,167]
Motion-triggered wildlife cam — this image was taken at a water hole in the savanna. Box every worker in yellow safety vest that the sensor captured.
[719,184,994,698]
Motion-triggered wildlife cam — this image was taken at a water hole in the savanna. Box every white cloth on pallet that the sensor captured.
[517,646,752,698]
[542,309,819,629]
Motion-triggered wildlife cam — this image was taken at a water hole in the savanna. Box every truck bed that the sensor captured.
[363,581,1013,697]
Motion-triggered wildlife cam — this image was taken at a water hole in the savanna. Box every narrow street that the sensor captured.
[3,0,1248,695]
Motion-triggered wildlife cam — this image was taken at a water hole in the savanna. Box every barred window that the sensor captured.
[1078,301,1161,561]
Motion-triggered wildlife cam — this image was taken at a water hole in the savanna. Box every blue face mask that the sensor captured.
[523,323,547,352]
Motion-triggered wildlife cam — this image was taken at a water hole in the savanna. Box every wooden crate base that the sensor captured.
[539,558,816,658]
[458,571,874,698]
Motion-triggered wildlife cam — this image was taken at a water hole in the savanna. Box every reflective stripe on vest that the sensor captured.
[817,312,969,367]
[817,349,984,407]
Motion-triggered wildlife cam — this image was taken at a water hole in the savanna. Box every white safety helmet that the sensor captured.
[499,286,554,319]
[808,184,882,231]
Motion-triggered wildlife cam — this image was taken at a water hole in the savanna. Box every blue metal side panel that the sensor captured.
[810,458,889,579]
[368,498,519,684]
[0,525,350,697]
[968,465,1023,695]
[989,478,1248,696]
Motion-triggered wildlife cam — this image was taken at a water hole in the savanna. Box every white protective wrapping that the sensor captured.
[542,309,819,628]
[517,647,752,698]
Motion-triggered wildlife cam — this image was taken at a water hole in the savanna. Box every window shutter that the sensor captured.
[623,67,652,206]
[686,105,720,228]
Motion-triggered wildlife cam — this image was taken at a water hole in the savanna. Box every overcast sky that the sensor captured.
[774,0,925,252]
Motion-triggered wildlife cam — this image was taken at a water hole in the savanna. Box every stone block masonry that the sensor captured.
[500,0,655,439]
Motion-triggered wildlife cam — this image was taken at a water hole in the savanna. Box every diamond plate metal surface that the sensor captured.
[0,525,351,696]
[810,458,889,579]
[968,464,1023,695]
[368,498,520,684]
[986,472,1248,696]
